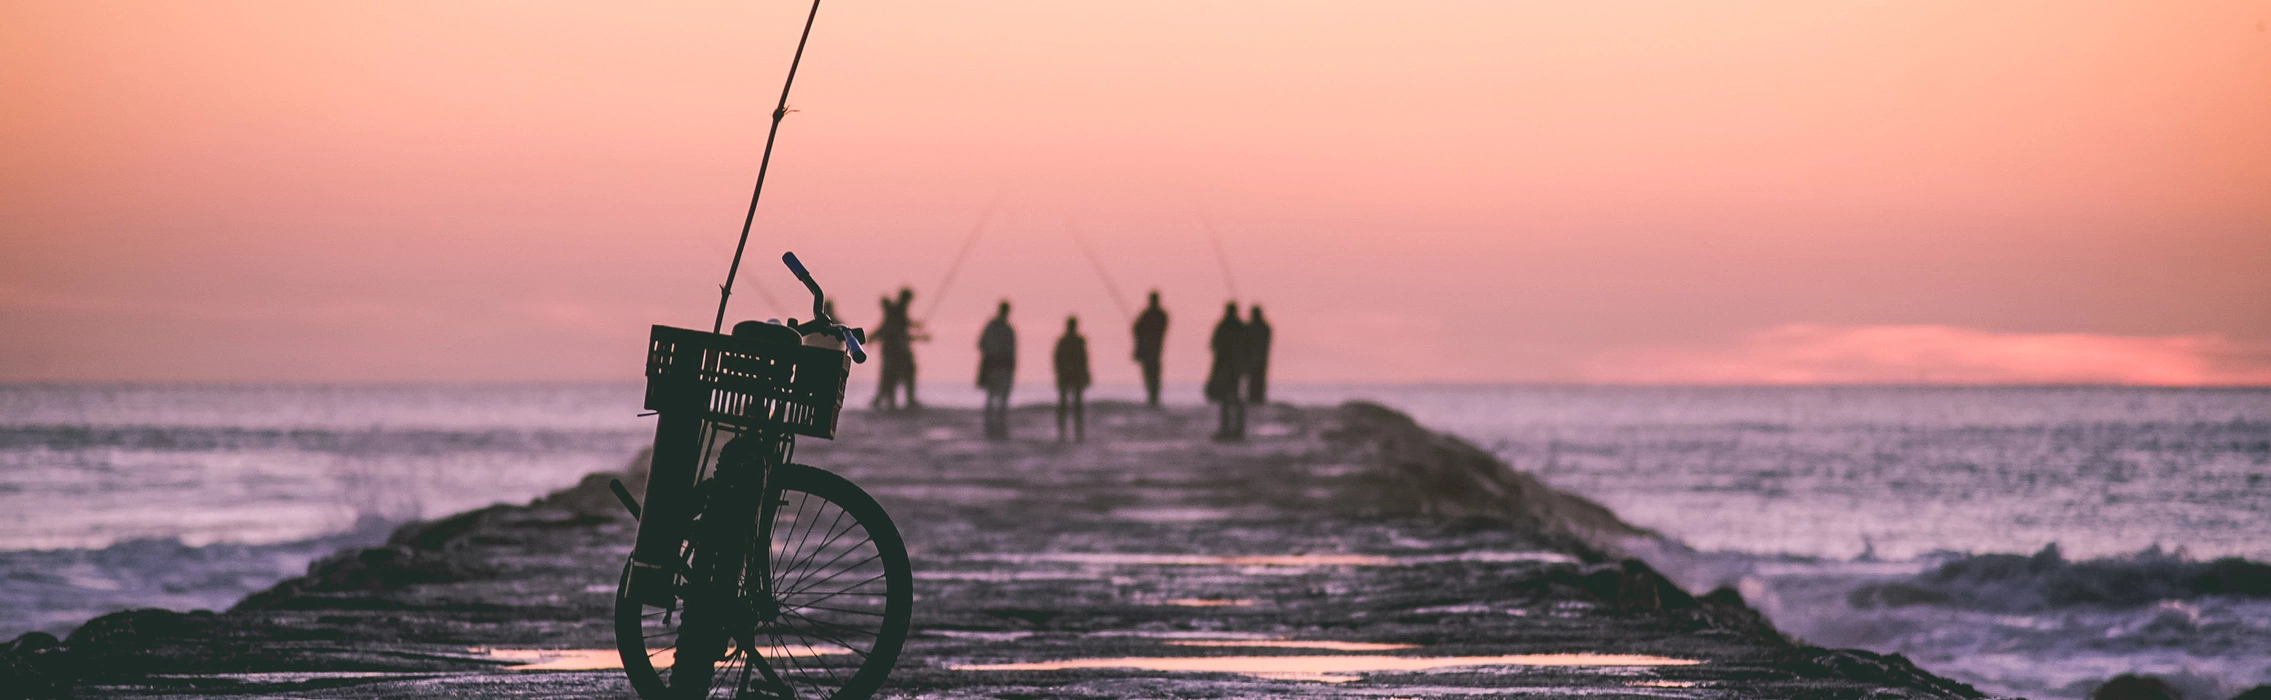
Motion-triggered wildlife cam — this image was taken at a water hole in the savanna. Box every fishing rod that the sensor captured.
[1066,220,1134,322]
[919,191,1004,323]
[712,0,827,334]
[1198,208,1241,301]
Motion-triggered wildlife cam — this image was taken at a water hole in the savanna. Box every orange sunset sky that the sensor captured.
[4,1,2268,385]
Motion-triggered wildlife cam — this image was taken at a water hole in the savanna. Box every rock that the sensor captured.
[60,608,221,681]
[533,448,653,519]
[231,545,461,611]
[1,631,69,699]
[387,505,511,551]
[2228,685,2271,700]
[1327,401,1654,556]
[1791,648,1986,699]
[2089,674,2182,700]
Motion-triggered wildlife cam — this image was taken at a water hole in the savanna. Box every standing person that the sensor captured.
[1204,302,1247,441]
[1052,316,1091,442]
[870,287,924,410]
[1245,304,1272,404]
[1131,291,1169,407]
[977,300,1017,440]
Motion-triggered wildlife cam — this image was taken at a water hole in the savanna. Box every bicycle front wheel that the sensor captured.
[617,463,913,700]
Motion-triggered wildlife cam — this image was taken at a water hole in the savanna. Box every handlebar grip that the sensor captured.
[842,331,868,364]
[781,252,812,282]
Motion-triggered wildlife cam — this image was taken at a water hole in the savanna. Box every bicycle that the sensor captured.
[610,252,913,700]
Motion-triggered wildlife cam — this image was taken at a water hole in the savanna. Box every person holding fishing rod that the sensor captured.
[871,287,924,410]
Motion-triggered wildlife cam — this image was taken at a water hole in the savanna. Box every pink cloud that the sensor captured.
[1579,324,2271,386]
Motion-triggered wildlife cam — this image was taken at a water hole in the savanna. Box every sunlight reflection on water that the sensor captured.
[480,644,850,672]
[952,652,1701,683]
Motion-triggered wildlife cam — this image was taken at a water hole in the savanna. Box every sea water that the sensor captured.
[1276,385,2271,700]
[4,383,2267,697]
[0,384,653,637]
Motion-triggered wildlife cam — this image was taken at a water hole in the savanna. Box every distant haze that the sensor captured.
[4,1,2267,384]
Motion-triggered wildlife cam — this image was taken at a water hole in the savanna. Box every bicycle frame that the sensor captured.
[622,252,875,698]
[667,428,798,692]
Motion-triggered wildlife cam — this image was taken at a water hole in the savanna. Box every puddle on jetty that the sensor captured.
[481,645,849,671]
[962,552,1399,567]
[1169,640,1417,651]
[951,551,1575,568]
[954,652,1699,683]
[1162,598,1255,607]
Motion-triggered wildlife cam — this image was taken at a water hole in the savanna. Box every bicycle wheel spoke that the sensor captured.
[782,493,824,576]
[780,507,853,591]
[781,561,884,600]
[789,602,886,617]
[621,463,907,700]
[774,621,873,673]
[782,620,872,660]
[762,626,834,696]
[780,608,882,642]
[780,577,889,610]
[778,623,850,688]
[781,544,879,594]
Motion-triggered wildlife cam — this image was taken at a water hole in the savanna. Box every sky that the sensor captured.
[4,0,2268,385]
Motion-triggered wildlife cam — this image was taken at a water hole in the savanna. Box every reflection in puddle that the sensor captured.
[929,630,1038,642]
[1109,507,1237,522]
[916,570,1099,582]
[1163,598,1255,607]
[1169,640,1417,651]
[487,649,627,671]
[1089,630,1279,640]
[962,552,1399,567]
[148,671,436,683]
[954,652,1700,683]
[1401,551,1576,565]
[950,551,1575,568]
[482,645,849,671]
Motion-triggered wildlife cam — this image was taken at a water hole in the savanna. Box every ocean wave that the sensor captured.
[0,517,398,640]
[1847,544,2271,611]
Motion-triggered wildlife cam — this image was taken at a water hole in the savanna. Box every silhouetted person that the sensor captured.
[871,288,924,410]
[1132,291,1169,406]
[1204,302,1247,440]
[1245,305,1272,404]
[977,300,1017,439]
[1053,316,1091,442]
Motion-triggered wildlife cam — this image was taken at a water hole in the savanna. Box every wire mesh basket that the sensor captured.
[643,325,850,439]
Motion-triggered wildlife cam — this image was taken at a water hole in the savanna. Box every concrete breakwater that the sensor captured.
[3,401,1985,698]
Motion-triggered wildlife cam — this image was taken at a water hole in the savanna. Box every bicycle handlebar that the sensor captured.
[780,252,867,363]
[840,328,866,364]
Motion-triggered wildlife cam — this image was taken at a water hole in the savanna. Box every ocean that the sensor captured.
[4,383,2266,698]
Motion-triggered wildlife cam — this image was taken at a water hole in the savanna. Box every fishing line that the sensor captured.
[1066,220,1134,322]
[712,0,827,333]
[1199,208,1241,301]
[921,190,1004,323]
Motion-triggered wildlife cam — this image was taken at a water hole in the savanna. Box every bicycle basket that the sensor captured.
[643,325,850,439]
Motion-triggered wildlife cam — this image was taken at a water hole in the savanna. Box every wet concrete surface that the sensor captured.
[12,402,1988,698]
